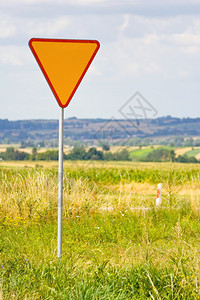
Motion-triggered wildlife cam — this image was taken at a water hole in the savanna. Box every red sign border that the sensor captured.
[29,38,100,108]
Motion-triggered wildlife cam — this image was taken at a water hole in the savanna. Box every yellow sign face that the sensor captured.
[29,38,100,108]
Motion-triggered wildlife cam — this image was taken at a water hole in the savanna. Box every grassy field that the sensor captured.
[129,147,154,161]
[185,148,200,157]
[129,146,200,161]
[0,161,200,299]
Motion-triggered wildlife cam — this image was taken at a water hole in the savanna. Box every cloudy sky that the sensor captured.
[0,0,199,120]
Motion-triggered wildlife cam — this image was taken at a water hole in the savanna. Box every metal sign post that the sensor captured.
[29,38,100,258]
[57,107,64,258]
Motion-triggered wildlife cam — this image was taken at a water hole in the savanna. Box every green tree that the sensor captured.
[114,149,131,161]
[65,147,86,160]
[176,155,199,163]
[37,150,59,161]
[5,147,15,160]
[101,143,110,151]
[0,147,29,161]
[31,147,37,161]
[169,150,175,162]
[143,148,170,162]
[86,147,103,160]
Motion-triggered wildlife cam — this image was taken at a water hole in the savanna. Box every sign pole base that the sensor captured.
[57,107,64,258]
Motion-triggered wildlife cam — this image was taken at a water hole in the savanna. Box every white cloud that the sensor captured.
[27,17,69,36]
[87,65,102,75]
[100,13,200,80]
[173,32,200,46]
[166,19,200,56]
[0,0,52,3]
[0,19,16,38]
[119,14,130,34]
[171,19,200,47]
[0,48,22,66]
[0,46,29,66]
[2,0,199,5]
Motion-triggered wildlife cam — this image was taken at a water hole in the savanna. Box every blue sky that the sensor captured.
[0,0,199,120]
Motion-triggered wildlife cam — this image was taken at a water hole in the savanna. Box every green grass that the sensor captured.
[1,162,200,299]
[185,148,200,157]
[129,146,174,162]
[129,148,154,161]
[1,209,200,299]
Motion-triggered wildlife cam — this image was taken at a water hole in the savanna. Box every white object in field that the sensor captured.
[156,183,162,206]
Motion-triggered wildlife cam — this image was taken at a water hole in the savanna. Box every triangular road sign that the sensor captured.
[29,38,100,108]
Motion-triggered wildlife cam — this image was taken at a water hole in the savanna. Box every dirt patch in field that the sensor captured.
[175,147,192,157]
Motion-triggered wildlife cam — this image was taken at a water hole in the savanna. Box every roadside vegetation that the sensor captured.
[0,162,200,299]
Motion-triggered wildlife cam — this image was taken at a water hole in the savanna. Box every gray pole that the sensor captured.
[57,107,64,258]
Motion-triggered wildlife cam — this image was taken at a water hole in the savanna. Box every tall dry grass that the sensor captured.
[0,164,199,221]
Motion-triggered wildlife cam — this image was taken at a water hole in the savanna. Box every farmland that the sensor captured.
[1,144,200,163]
[0,161,200,299]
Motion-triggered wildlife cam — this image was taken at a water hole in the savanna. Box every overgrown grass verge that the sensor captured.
[0,164,200,220]
[0,163,200,298]
[1,207,200,299]
[1,258,199,299]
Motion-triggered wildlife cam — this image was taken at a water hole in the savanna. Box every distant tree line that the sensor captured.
[65,147,130,161]
[0,147,131,162]
[0,147,199,163]
[0,147,29,161]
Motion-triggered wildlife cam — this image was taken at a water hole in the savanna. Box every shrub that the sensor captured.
[0,147,30,161]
